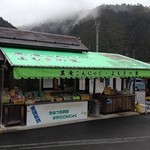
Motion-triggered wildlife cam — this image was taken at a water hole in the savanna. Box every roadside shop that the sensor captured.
[0,27,150,128]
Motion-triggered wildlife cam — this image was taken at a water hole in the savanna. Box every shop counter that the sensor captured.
[26,100,88,126]
[3,103,25,127]
[100,94,135,114]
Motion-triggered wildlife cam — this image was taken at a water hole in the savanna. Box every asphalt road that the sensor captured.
[1,114,150,150]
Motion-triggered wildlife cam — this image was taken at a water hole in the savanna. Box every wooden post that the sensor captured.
[145,78,147,114]
[60,78,64,90]
[0,65,4,125]
[93,78,96,94]
[0,69,2,98]
[121,78,124,90]
[39,79,42,92]
[75,78,79,92]
[113,78,116,89]
[85,78,89,93]
[133,78,135,94]
[53,78,58,90]
[73,79,76,93]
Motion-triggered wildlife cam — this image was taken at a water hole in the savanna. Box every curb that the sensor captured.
[3,111,141,133]
[0,126,6,134]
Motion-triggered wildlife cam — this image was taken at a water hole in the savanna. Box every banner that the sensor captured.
[26,101,88,126]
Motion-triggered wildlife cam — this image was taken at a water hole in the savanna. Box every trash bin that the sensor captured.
[90,100,100,116]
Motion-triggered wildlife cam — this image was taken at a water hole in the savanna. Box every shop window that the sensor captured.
[42,79,60,90]
[14,79,40,91]
[105,78,110,87]
[27,79,39,91]
[100,78,104,83]
[65,79,74,87]
[60,79,74,92]
[79,79,85,90]
[43,79,53,89]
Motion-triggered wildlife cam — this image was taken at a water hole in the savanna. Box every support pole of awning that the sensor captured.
[93,78,96,94]
[121,78,124,90]
[85,78,89,94]
[0,59,6,132]
[113,78,116,89]
[133,78,135,94]
[0,67,3,126]
[39,79,42,92]
[145,78,147,114]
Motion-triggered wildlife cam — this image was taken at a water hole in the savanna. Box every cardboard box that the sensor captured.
[80,94,90,100]
[104,87,111,95]
[14,99,25,104]
[55,97,63,102]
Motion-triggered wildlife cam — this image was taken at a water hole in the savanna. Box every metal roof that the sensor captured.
[0,27,88,52]
[1,47,150,69]
[1,47,150,79]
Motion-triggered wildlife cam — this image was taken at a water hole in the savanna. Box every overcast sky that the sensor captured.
[0,0,150,27]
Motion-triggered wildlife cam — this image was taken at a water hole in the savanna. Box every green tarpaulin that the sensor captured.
[1,47,150,79]
[13,67,150,79]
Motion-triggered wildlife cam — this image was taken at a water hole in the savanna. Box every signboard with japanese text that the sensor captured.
[26,101,88,126]
[2,47,150,79]
[14,67,149,79]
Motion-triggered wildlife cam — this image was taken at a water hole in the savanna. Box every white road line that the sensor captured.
[0,136,150,149]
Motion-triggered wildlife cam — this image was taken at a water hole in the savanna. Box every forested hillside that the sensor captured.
[71,4,150,62]
[31,4,150,62]
[0,17,16,29]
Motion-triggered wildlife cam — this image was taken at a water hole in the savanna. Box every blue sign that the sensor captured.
[30,106,41,123]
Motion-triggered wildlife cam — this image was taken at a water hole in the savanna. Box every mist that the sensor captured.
[0,0,150,27]
[0,0,101,27]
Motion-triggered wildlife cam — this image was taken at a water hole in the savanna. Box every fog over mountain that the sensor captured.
[0,3,149,63]
[20,9,90,32]
[24,4,150,62]
[0,0,105,27]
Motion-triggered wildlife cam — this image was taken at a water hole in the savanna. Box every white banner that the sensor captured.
[26,101,88,126]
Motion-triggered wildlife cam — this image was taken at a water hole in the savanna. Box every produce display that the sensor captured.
[2,87,90,104]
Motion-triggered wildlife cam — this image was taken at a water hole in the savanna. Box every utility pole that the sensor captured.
[95,19,100,52]
[133,49,135,58]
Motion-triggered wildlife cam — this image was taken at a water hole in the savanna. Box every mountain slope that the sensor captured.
[30,4,150,62]
[0,17,16,29]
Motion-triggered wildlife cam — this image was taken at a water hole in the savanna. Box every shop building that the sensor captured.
[0,27,150,128]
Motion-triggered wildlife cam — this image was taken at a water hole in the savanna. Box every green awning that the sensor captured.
[1,47,150,79]
[13,67,150,79]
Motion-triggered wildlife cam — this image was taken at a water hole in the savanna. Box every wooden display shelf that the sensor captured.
[100,94,135,114]
[3,103,25,127]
